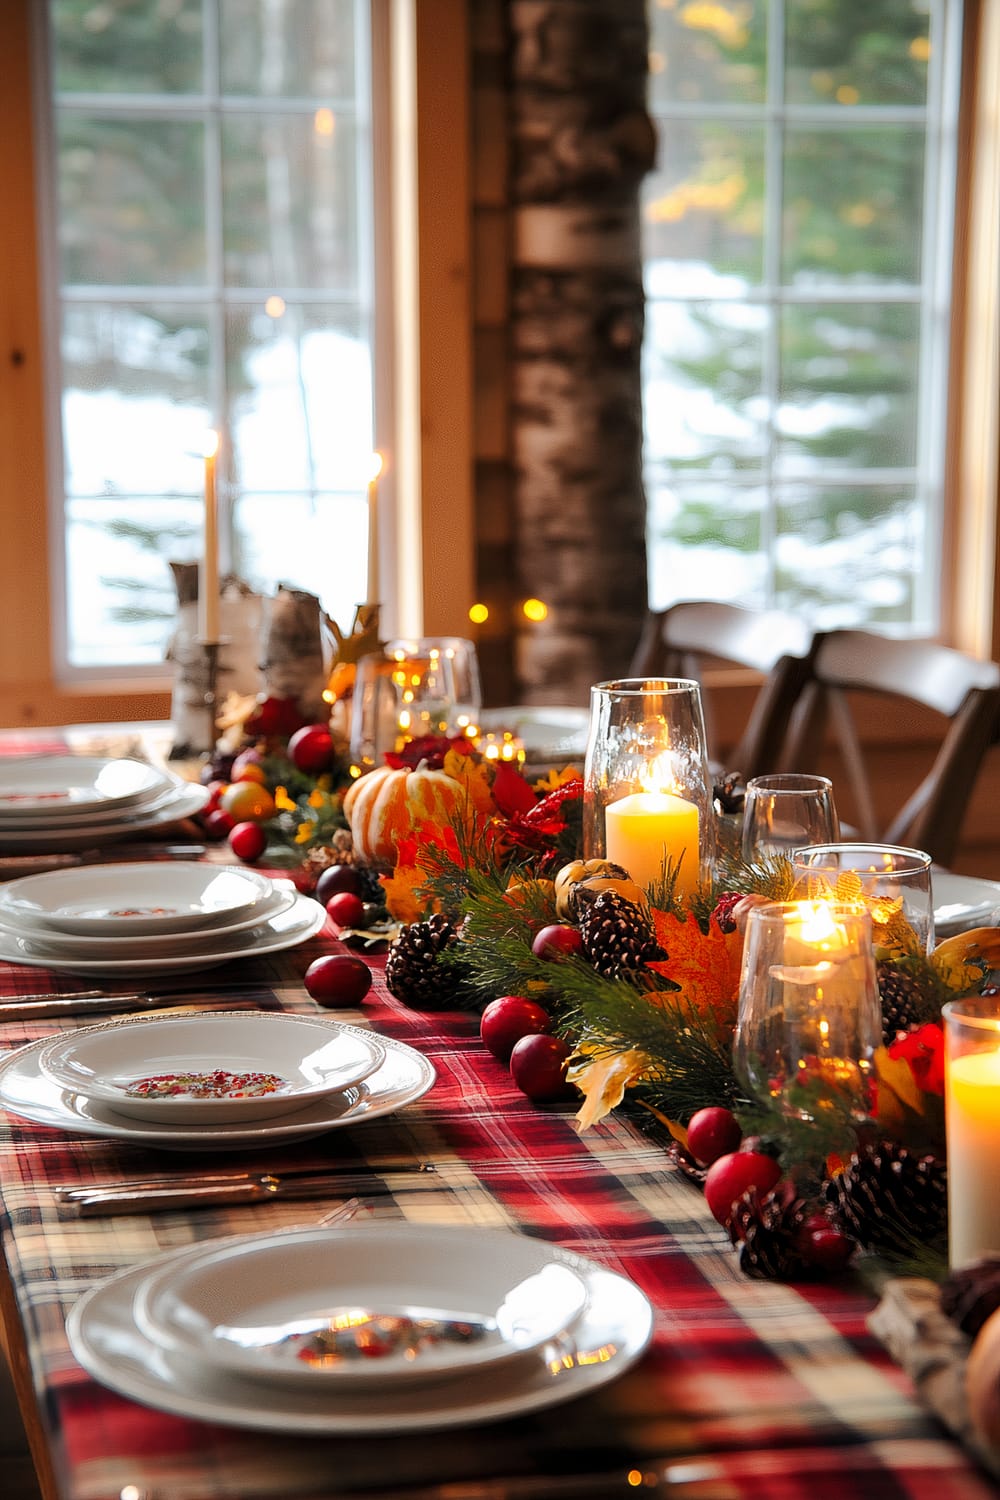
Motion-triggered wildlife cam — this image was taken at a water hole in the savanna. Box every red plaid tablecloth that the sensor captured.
[0,730,995,1500]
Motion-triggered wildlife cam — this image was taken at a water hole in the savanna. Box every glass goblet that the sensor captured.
[733,900,881,1122]
[741,773,840,865]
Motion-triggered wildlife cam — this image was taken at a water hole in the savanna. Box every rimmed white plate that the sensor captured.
[0,890,325,976]
[37,1011,385,1125]
[0,884,297,956]
[0,1028,435,1149]
[0,775,191,831]
[133,1224,589,1388]
[0,784,210,852]
[67,1239,651,1432]
[0,756,170,818]
[933,872,1000,939]
[0,861,276,937]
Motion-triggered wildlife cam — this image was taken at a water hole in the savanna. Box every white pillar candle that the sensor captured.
[605,789,699,896]
[946,1048,1000,1267]
[198,430,220,643]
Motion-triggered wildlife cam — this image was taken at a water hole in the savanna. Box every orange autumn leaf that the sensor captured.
[646,908,742,1037]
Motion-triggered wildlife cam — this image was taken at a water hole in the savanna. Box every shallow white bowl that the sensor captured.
[0,755,170,819]
[37,1010,385,1124]
[0,861,274,936]
[133,1223,590,1389]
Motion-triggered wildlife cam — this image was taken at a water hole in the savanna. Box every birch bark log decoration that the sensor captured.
[509,0,654,705]
[259,585,329,723]
[166,564,266,757]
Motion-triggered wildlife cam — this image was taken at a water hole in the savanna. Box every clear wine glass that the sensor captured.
[741,773,840,865]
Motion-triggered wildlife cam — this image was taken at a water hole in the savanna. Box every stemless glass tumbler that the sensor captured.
[583,678,713,898]
[790,843,935,955]
[740,774,840,864]
[734,901,881,1122]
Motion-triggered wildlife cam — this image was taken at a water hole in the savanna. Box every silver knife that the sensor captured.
[59,1171,400,1217]
[0,988,274,1021]
[56,1160,434,1198]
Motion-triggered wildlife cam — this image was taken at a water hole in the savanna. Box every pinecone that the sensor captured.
[824,1141,948,1257]
[728,1182,811,1281]
[940,1255,1000,1338]
[385,914,465,1008]
[877,961,922,1045]
[578,891,663,982]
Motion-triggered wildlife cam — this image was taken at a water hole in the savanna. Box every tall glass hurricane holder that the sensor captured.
[583,678,714,900]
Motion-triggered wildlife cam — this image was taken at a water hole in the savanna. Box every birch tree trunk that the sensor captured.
[509,0,654,705]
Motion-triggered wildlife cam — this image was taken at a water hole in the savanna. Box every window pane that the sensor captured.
[777,303,920,472]
[220,0,358,97]
[648,0,767,106]
[222,114,359,290]
[643,300,767,470]
[226,306,373,493]
[233,494,368,623]
[647,479,768,609]
[52,0,203,94]
[643,122,765,283]
[785,0,931,107]
[783,126,926,285]
[57,116,206,286]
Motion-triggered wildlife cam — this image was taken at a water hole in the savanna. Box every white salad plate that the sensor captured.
[0,1028,435,1149]
[0,784,210,852]
[0,890,326,976]
[0,861,280,938]
[133,1224,590,1389]
[933,872,1000,939]
[0,755,171,818]
[36,1011,385,1125]
[0,884,297,957]
[67,1232,652,1433]
[0,775,191,831]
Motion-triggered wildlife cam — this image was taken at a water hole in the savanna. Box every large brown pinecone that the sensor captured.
[728,1181,811,1281]
[578,891,663,982]
[824,1141,948,1257]
[940,1255,1000,1337]
[384,914,465,1008]
[876,961,922,1045]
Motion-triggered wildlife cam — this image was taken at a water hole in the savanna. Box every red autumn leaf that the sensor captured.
[646,907,742,1037]
[491,762,538,818]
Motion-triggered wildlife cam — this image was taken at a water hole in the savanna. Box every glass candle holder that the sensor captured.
[349,637,482,771]
[583,678,713,898]
[741,773,840,864]
[734,900,881,1122]
[790,842,934,955]
[943,997,1000,1268]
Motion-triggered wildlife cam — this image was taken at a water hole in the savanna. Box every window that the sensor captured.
[642,0,961,634]
[38,0,378,674]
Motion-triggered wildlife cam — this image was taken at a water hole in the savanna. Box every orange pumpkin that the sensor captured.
[343,764,468,866]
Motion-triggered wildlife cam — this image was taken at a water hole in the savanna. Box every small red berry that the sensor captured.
[201,807,236,841]
[686,1106,743,1167]
[480,996,552,1062]
[509,1034,576,1102]
[324,891,366,929]
[531,924,584,960]
[704,1151,782,1227]
[288,724,335,774]
[228,821,267,862]
[304,954,373,1007]
[315,865,365,904]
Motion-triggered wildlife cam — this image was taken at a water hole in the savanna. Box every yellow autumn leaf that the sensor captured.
[568,1047,653,1131]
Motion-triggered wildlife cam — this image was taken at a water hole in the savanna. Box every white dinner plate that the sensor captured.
[67,1240,651,1433]
[0,1028,435,1149]
[0,775,191,831]
[0,890,325,976]
[0,755,171,818]
[0,784,210,852]
[0,861,274,936]
[0,883,296,956]
[133,1224,589,1388]
[933,872,1000,939]
[37,1011,385,1125]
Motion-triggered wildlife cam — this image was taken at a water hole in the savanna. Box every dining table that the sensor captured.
[0,724,996,1500]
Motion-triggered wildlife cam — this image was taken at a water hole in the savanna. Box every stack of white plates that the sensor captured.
[66,1222,653,1433]
[0,860,326,976]
[0,755,210,851]
[0,1010,436,1150]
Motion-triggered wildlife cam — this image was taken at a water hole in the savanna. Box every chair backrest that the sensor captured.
[780,629,1000,866]
[628,601,815,779]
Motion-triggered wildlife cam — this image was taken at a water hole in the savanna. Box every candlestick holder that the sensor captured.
[943,996,1000,1268]
[196,636,225,757]
[582,678,713,897]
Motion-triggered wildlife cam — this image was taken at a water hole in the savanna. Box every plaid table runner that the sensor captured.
[0,730,994,1500]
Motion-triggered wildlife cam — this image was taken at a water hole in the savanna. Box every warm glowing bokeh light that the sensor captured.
[314,107,335,136]
[469,602,489,624]
[264,294,286,318]
[202,429,219,459]
[522,598,548,622]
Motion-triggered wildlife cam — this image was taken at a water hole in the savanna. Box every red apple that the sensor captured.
[324,891,366,929]
[304,954,372,1007]
[315,864,365,904]
[703,1151,782,1226]
[288,723,335,774]
[531,924,584,960]
[686,1106,743,1167]
[228,820,267,863]
[480,996,552,1062]
[509,1034,576,1102]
